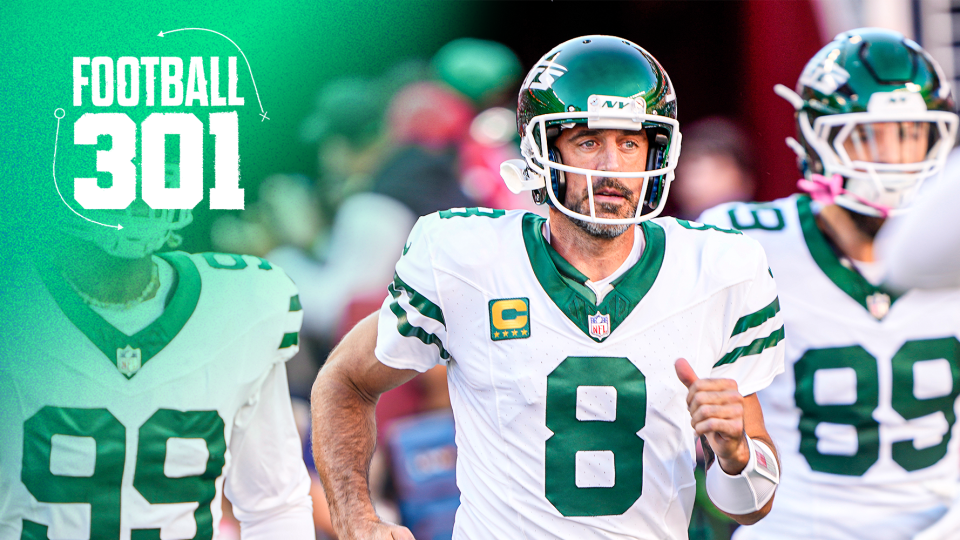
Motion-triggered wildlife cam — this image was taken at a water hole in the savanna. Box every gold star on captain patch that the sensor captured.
[493,331,500,338]
[512,330,519,336]
[521,329,528,336]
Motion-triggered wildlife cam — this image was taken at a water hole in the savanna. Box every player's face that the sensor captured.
[841,121,931,165]
[554,127,648,234]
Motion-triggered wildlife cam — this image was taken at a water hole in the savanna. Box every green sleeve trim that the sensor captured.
[391,274,445,325]
[714,325,785,368]
[387,276,450,360]
[289,295,302,312]
[439,207,506,219]
[730,297,780,338]
[279,332,299,349]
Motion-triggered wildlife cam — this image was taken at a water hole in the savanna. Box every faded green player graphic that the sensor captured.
[0,162,315,539]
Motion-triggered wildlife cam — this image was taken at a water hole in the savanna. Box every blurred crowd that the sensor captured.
[206,38,757,540]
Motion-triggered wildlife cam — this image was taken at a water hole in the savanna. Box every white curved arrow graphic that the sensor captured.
[51,108,122,230]
[158,27,269,121]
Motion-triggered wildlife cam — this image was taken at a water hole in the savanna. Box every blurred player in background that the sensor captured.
[698,28,960,540]
[0,162,315,538]
[312,35,786,539]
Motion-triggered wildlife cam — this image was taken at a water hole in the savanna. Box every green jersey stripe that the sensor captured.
[279,332,299,349]
[388,281,451,360]
[730,297,780,338]
[714,325,785,368]
[392,274,445,326]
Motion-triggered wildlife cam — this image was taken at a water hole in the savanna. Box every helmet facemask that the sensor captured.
[797,92,958,216]
[507,94,681,225]
[779,28,960,218]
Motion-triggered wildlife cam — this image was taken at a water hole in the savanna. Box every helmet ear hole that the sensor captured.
[547,146,566,204]
[644,128,669,172]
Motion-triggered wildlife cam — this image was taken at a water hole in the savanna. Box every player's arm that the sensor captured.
[675,236,784,525]
[224,361,316,539]
[676,359,779,525]
[310,312,418,540]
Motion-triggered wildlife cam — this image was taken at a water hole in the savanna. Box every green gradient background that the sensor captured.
[0,0,478,333]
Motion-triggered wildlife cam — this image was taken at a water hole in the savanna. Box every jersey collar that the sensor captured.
[521,213,665,342]
[796,195,901,316]
[39,252,201,379]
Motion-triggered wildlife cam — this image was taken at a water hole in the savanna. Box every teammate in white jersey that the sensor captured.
[0,165,315,539]
[312,36,785,540]
[698,28,960,540]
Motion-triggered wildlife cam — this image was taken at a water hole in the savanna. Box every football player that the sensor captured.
[697,28,960,540]
[312,35,785,539]
[0,163,315,538]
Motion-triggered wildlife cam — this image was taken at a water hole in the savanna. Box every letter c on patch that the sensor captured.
[492,299,528,330]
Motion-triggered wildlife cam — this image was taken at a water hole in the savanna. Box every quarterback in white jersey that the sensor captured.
[699,29,960,540]
[312,36,784,540]
[373,208,782,539]
[0,166,314,538]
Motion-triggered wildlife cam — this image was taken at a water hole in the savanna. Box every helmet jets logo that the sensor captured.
[522,52,568,91]
[799,59,850,95]
[587,95,646,130]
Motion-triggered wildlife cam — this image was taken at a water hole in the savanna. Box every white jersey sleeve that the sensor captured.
[375,213,451,373]
[710,240,785,397]
[225,361,314,540]
[195,254,314,538]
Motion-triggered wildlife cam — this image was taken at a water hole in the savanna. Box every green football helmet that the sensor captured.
[500,35,681,224]
[776,28,958,217]
[63,163,193,259]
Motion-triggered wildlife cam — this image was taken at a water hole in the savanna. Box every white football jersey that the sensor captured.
[375,208,785,540]
[699,195,960,540]
[0,252,311,540]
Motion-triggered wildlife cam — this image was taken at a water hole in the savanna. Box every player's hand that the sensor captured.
[348,518,416,540]
[675,358,750,475]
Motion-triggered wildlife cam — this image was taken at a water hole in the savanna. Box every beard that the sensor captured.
[566,178,640,238]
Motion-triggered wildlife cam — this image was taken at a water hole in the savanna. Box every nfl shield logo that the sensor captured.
[116,345,142,377]
[588,311,611,341]
[866,292,890,320]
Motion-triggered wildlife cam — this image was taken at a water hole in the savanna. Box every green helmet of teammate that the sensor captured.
[777,27,958,217]
[61,163,193,259]
[500,35,681,223]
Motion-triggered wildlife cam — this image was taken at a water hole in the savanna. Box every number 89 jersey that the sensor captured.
[699,195,960,540]
[0,252,309,540]
[375,209,785,540]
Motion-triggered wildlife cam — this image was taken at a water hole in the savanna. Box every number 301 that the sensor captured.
[73,112,243,211]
